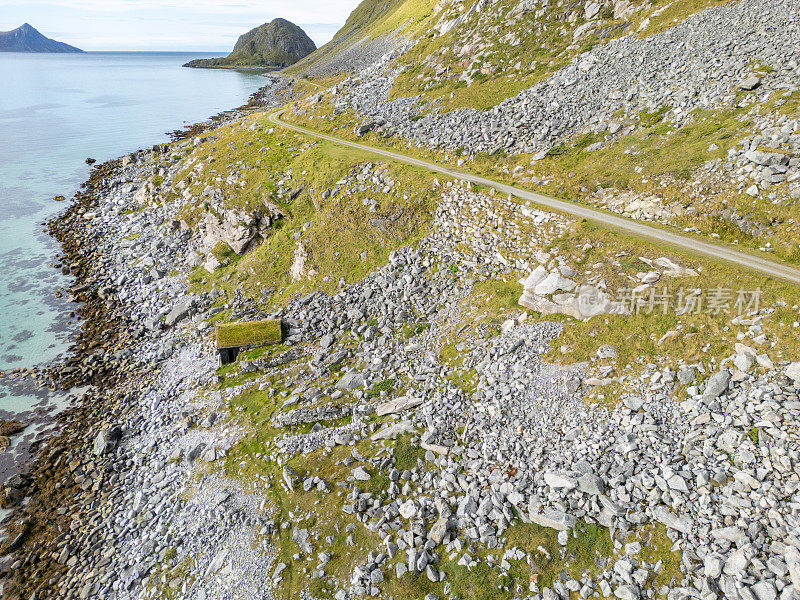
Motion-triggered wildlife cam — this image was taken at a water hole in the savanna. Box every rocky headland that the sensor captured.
[184,19,316,70]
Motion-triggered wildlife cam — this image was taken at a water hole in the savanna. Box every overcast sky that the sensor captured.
[0,0,358,51]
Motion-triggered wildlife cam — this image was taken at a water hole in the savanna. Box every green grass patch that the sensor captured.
[619,254,651,272]
[216,319,283,348]
[402,322,431,338]
[439,342,462,367]
[472,279,523,314]
[636,523,684,587]
[368,378,396,398]
[747,427,760,445]
[393,433,426,471]
[638,105,671,128]
[506,521,613,588]
[211,241,236,262]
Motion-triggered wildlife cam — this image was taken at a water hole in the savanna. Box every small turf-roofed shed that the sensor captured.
[216,319,282,365]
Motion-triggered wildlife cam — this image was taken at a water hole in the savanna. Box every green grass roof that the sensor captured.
[216,319,282,349]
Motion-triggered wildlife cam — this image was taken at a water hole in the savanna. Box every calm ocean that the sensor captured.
[0,51,265,432]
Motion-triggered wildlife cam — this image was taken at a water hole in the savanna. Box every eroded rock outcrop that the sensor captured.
[199,202,285,256]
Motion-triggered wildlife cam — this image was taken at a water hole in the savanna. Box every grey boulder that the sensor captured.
[703,369,731,402]
[336,372,365,390]
[93,426,122,456]
[165,299,192,327]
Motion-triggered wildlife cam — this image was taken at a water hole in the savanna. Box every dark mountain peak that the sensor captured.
[0,23,83,53]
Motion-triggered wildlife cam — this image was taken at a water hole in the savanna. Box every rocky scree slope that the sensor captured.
[385,0,699,109]
[289,0,408,78]
[290,0,800,264]
[315,0,800,157]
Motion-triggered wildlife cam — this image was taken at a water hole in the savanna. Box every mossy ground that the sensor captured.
[214,377,435,599]
[225,441,383,600]
[636,524,684,588]
[216,319,282,348]
[373,518,679,600]
[146,554,196,599]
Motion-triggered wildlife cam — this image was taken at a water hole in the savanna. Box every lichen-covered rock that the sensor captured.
[199,202,285,255]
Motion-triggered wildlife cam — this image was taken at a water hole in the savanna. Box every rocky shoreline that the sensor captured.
[0,150,170,592]
[0,81,292,599]
[0,74,293,484]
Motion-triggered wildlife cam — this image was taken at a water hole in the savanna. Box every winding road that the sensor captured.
[269,110,800,286]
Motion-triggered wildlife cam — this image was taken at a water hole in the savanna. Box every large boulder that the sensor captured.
[371,420,414,440]
[528,502,577,531]
[200,203,285,255]
[429,516,450,545]
[785,362,800,384]
[375,396,423,416]
[653,506,693,535]
[336,372,365,391]
[739,75,761,91]
[93,425,123,456]
[165,299,193,327]
[534,271,576,295]
[703,369,731,402]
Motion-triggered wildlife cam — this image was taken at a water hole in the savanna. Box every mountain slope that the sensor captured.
[0,23,83,53]
[185,18,316,69]
[289,0,800,264]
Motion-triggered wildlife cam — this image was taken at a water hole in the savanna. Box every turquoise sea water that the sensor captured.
[0,52,266,418]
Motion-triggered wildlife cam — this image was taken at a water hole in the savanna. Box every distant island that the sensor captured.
[184,18,315,70]
[0,23,83,53]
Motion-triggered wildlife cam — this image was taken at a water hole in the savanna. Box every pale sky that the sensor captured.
[0,0,358,51]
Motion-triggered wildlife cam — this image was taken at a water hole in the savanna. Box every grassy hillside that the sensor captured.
[287,0,435,77]
[292,0,734,108]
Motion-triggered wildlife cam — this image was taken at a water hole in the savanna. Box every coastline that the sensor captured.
[3,17,799,597]
[0,79,291,598]
[182,62,282,73]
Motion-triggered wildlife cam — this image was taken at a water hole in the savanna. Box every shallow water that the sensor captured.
[0,51,264,425]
